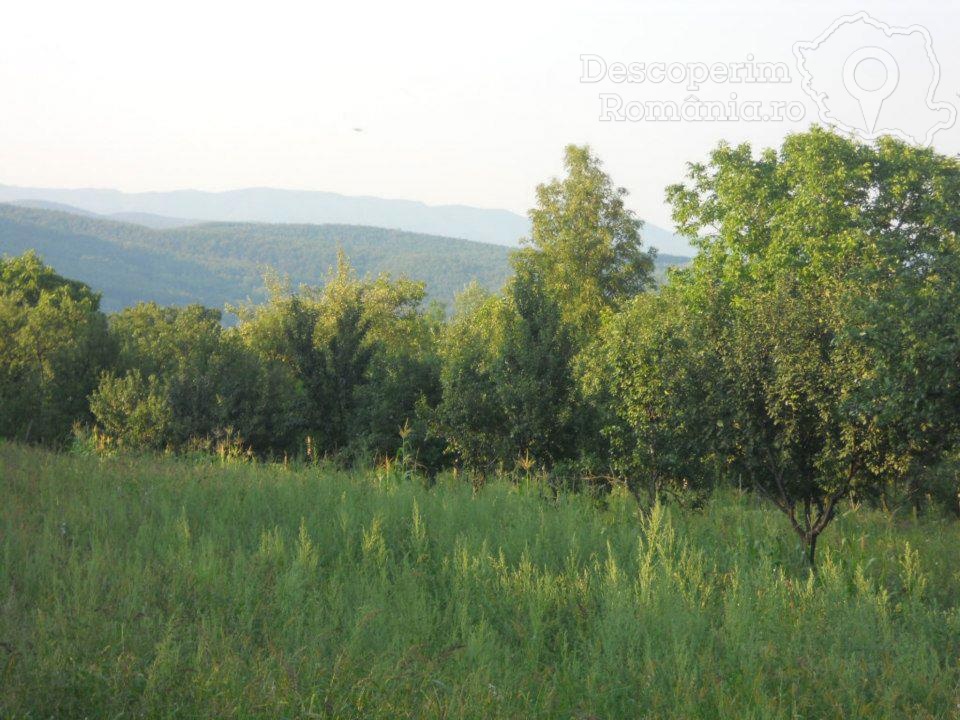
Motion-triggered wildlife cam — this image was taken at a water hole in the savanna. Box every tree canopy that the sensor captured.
[654,128,960,561]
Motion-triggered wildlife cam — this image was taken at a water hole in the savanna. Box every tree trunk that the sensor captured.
[805,532,818,567]
[781,494,840,568]
[647,473,659,508]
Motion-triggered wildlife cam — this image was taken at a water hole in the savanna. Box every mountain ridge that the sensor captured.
[0,183,693,254]
[0,204,515,313]
[0,204,691,316]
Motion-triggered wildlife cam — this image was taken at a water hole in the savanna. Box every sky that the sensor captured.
[1,0,958,236]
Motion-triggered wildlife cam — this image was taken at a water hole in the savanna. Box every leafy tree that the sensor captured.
[236,256,440,459]
[523,144,656,341]
[109,303,225,444]
[434,264,581,474]
[511,144,660,472]
[0,252,112,444]
[664,128,960,563]
[350,280,444,466]
[96,302,302,453]
[315,277,373,451]
[495,258,577,466]
[433,283,512,473]
[235,278,324,436]
[582,288,715,504]
[435,146,657,474]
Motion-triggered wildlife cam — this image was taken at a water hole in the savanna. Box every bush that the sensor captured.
[89,370,172,450]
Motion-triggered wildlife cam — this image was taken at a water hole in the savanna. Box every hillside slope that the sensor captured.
[0,205,515,313]
[0,183,695,253]
[0,184,531,247]
[0,204,690,314]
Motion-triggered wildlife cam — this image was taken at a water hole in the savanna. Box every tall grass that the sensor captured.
[1,441,958,718]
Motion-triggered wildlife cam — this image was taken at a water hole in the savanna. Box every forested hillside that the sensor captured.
[0,183,536,247]
[0,204,688,313]
[0,205,512,312]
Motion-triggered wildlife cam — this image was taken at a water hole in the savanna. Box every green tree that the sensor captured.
[236,255,440,459]
[664,128,960,564]
[350,278,444,466]
[434,265,581,474]
[582,289,715,504]
[495,258,577,466]
[435,145,656,475]
[0,252,112,444]
[235,279,324,436]
[433,283,512,473]
[523,144,656,341]
[108,303,224,445]
[96,302,302,453]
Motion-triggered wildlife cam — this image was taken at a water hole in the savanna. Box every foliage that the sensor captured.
[350,294,444,467]
[662,128,960,562]
[234,256,442,460]
[433,283,512,472]
[496,257,578,465]
[88,369,172,450]
[582,289,714,503]
[434,264,582,473]
[436,146,656,473]
[93,302,303,453]
[522,144,656,340]
[0,251,112,444]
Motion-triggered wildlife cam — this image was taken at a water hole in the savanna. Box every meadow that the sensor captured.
[1,441,958,719]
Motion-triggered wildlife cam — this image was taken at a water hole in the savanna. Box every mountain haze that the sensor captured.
[0,183,693,254]
[0,185,530,248]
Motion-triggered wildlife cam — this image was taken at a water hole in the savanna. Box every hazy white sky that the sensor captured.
[1,0,957,231]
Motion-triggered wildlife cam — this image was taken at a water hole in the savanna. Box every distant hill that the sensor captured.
[10,199,100,217]
[0,204,691,315]
[10,200,199,230]
[0,205,514,314]
[0,185,530,248]
[0,183,694,254]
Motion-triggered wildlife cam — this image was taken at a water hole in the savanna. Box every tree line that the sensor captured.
[2,128,959,563]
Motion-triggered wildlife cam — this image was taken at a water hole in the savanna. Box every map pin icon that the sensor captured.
[842,47,900,134]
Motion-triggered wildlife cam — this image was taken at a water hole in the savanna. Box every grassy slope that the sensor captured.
[4,443,953,718]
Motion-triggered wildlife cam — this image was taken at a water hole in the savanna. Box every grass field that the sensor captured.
[2,441,959,718]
